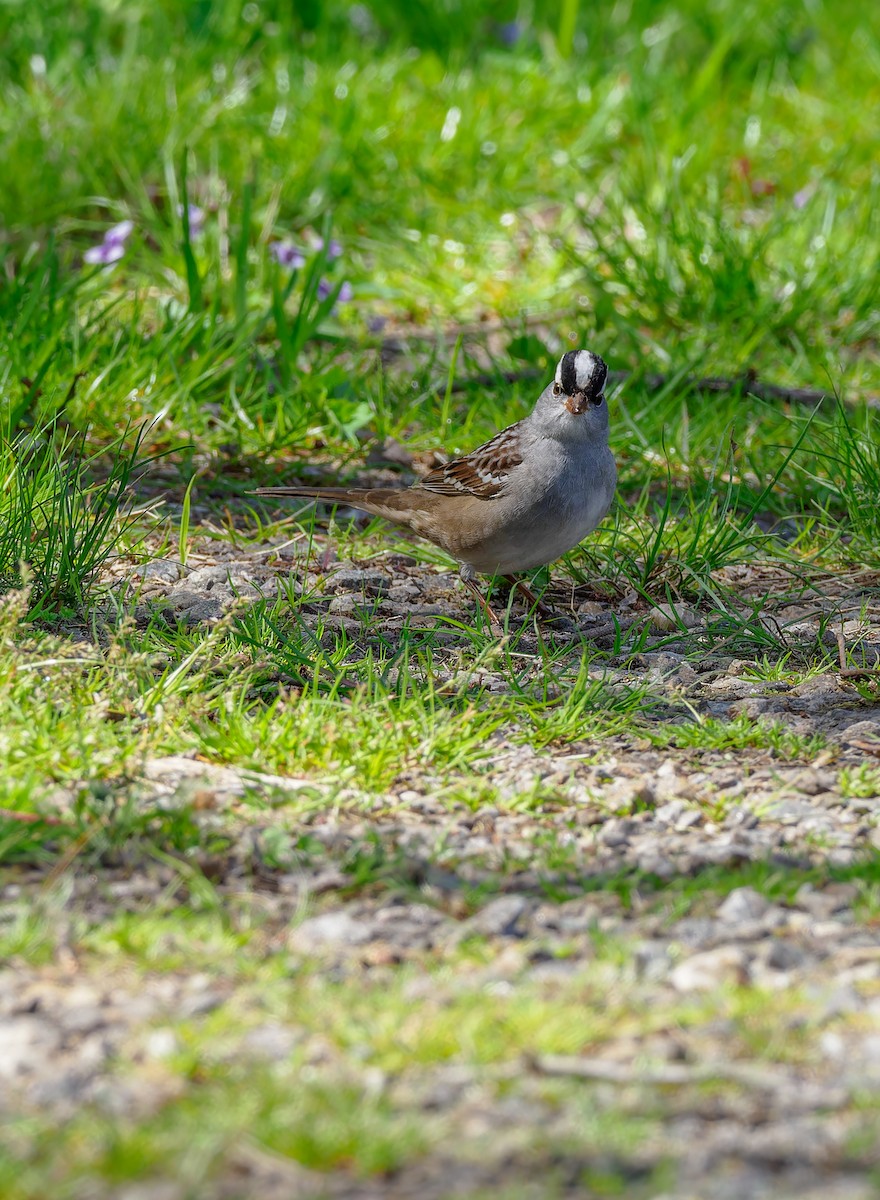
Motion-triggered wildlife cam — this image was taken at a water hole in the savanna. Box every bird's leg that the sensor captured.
[502,574,558,620]
[460,566,501,627]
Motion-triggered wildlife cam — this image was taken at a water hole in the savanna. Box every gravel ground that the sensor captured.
[4,540,880,1198]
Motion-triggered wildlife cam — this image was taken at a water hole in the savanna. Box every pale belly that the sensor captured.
[460,466,616,576]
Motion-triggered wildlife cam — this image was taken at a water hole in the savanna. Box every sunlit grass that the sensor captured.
[650,712,828,758]
[1,3,879,1194]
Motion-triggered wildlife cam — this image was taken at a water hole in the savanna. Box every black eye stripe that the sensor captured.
[560,351,578,396]
[589,357,608,398]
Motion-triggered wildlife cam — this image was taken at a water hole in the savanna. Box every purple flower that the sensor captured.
[497,21,523,46]
[367,315,387,333]
[270,241,306,269]
[315,236,342,262]
[84,219,133,265]
[793,184,817,210]
[178,203,205,238]
[317,278,353,307]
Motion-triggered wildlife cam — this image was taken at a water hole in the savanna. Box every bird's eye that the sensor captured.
[552,382,562,396]
[593,394,604,406]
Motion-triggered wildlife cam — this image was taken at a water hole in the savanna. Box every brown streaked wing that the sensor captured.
[416,424,523,500]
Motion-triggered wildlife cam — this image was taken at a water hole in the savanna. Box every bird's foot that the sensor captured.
[462,577,502,628]
[460,569,571,632]
[502,575,563,622]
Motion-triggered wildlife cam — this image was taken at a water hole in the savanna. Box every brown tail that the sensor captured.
[252,485,417,525]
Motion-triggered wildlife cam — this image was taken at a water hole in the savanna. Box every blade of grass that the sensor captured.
[557,0,579,58]
[179,151,203,313]
[178,470,198,569]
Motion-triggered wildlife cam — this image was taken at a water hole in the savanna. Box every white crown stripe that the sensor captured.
[575,354,598,391]
[555,350,602,393]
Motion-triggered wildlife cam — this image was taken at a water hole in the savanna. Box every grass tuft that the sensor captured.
[0,424,154,617]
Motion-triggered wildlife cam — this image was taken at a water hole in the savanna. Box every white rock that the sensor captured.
[716,887,771,923]
[144,1028,179,1060]
[649,603,702,632]
[288,910,371,953]
[0,1017,61,1079]
[669,947,750,992]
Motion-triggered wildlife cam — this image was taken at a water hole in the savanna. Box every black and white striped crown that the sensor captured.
[555,350,608,399]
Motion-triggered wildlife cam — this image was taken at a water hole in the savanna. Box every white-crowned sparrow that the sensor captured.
[255,349,616,622]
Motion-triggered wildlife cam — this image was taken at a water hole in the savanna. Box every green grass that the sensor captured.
[2,1,880,1194]
[650,712,828,759]
[0,423,153,617]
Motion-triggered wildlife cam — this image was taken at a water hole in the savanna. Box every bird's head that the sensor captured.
[533,350,609,438]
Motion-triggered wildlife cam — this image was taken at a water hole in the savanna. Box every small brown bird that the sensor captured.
[254,350,616,622]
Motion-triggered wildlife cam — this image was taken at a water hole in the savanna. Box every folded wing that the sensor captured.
[417,424,522,500]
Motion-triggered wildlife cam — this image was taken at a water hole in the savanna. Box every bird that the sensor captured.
[254,349,616,624]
